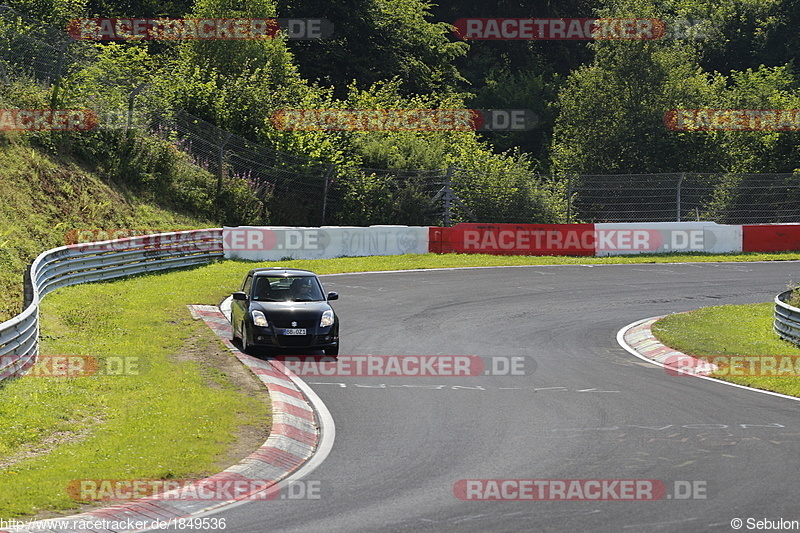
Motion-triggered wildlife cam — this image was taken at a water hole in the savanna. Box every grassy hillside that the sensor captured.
[0,136,214,323]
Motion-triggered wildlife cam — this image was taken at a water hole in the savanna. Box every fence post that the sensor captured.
[444,167,454,227]
[126,83,148,131]
[676,172,686,221]
[23,263,34,310]
[321,164,335,225]
[48,39,71,107]
[216,132,232,211]
[566,174,572,224]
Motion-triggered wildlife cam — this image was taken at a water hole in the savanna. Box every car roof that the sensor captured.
[248,267,317,277]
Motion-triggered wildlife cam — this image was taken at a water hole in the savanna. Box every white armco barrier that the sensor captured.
[593,222,743,255]
[222,226,430,261]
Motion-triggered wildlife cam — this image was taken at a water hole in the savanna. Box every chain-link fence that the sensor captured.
[2,5,800,227]
[0,6,98,91]
[0,6,68,86]
[327,167,453,226]
[153,110,335,226]
[566,172,800,224]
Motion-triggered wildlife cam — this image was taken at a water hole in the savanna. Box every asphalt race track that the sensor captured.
[183,262,800,532]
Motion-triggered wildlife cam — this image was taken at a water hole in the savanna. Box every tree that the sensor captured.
[712,65,800,173]
[275,0,468,97]
[84,0,194,17]
[551,39,719,174]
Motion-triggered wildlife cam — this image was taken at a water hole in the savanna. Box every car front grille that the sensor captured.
[276,335,314,347]
[272,320,315,329]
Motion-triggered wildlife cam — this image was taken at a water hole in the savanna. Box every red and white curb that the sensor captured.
[618,316,717,376]
[617,315,800,404]
[2,305,329,533]
[187,304,320,476]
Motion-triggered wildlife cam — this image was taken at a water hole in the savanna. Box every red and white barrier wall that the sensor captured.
[223,226,428,261]
[220,223,800,260]
[742,224,800,252]
[593,223,741,255]
[429,222,800,256]
[428,223,596,256]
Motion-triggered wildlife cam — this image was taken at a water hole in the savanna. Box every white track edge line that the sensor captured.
[617,316,800,404]
[171,369,337,521]
[135,319,336,529]
[318,259,800,277]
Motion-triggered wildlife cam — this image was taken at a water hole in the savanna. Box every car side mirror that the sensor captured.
[232,291,248,301]
[327,292,339,301]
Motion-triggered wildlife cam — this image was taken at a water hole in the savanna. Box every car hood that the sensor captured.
[251,301,332,319]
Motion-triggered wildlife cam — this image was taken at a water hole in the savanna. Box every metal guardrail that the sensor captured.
[774,289,800,344]
[0,229,224,382]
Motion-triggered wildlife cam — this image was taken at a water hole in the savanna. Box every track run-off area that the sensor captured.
[147,260,800,533]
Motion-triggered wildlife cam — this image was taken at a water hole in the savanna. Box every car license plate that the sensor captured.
[284,328,306,335]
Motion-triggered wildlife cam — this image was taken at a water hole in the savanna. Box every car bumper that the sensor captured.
[250,328,338,349]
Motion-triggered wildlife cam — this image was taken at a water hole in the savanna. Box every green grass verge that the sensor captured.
[222,250,800,275]
[652,303,800,396]
[0,262,270,518]
[4,251,800,517]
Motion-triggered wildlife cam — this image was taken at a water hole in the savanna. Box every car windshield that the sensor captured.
[252,275,325,302]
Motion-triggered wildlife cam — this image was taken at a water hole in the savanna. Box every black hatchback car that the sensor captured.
[231,268,339,355]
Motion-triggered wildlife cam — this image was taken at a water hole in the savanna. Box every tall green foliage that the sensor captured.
[712,66,800,173]
[551,39,717,174]
[8,0,800,226]
[276,0,468,97]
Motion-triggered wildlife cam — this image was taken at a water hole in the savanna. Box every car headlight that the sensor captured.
[320,310,334,327]
[251,310,268,327]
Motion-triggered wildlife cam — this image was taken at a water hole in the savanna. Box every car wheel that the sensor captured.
[324,345,339,356]
[241,322,253,354]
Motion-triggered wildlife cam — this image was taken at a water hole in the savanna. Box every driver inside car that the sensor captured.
[290,278,314,300]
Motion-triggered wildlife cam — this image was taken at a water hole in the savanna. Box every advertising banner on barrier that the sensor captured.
[593,222,743,255]
[429,223,597,256]
[742,224,800,252]
[222,226,429,261]
[221,222,791,260]
[429,222,744,256]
